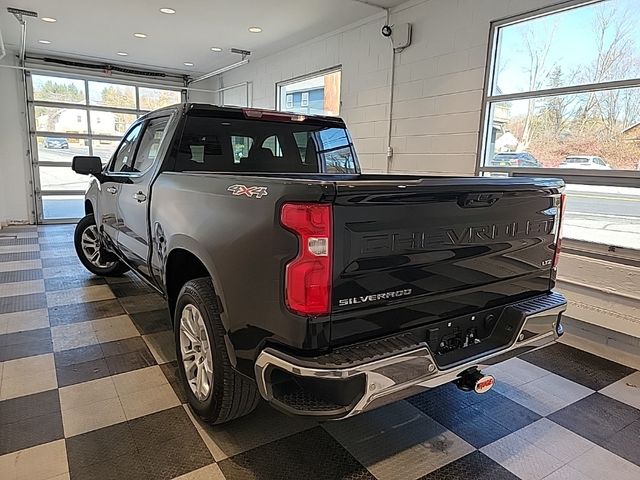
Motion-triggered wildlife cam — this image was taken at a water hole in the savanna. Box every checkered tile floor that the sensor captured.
[1,224,639,480]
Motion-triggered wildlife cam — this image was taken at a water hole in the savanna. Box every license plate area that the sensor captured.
[426,304,525,368]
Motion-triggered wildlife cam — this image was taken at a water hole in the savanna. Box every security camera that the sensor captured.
[381,24,393,37]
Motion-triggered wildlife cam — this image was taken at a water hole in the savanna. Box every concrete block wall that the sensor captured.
[220,0,563,175]
[0,54,32,226]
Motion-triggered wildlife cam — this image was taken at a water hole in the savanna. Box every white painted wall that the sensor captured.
[0,54,32,226]
[220,0,563,174]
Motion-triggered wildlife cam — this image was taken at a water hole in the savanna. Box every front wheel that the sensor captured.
[175,277,260,424]
[74,214,129,276]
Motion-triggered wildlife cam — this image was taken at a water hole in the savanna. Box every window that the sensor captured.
[278,68,341,116]
[480,0,640,249]
[110,124,142,173]
[133,117,170,173]
[175,114,357,174]
[29,73,182,221]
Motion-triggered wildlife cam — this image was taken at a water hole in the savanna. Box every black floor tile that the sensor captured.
[549,393,640,445]
[105,349,156,375]
[218,427,375,480]
[0,236,38,246]
[0,327,51,346]
[407,382,504,417]
[44,275,106,291]
[0,251,40,262]
[521,343,636,390]
[70,451,152,480]
[419,451,519,480]
[433,404,513,449]
[55,343,105,368]
[0,411,64,455]
[67,422,136,470]
[470,392,541,433]
[0,292,47,314]
[601,419,640,466]
[0,390,60,425]
[56,357,111,387]
[160,361,188,404]
[0,268,43,284]
[119,293,166,314]
[130,309,172,335]
[49,299,125,326]
[0,328,53,361]
[41,256,81,268]
[109,281,156,298]
[128,407,213,480]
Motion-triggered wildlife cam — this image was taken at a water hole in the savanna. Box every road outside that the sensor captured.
[564,184,640,249]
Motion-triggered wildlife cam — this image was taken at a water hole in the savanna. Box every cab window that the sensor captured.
[133,117,170,173]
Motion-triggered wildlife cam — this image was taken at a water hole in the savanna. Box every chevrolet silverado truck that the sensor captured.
[71,103,567,424]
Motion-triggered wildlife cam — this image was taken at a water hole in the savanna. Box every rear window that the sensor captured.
[174,115,358,174]
[565,157,589,163]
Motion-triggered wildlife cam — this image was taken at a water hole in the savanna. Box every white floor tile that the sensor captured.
[46,285,115,308]
[0,259,42,273]
[0,439,68,480]
[0,308,49,334]
[59,376,118,411]
[516,419,595,463]
[600,371,640,410]
[570,445,640,480]
[62,397,126,437]
[119,382,180,420]
[0,279,45,298]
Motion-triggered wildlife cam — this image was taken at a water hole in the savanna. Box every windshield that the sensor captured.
[175,114,358,174]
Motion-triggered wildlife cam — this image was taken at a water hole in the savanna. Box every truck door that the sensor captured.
[115,116,171,278]
[100,123,143,249]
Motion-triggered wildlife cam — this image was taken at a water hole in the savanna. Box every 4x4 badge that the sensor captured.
[227,184,268,199]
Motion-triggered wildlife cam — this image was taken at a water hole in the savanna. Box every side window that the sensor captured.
[261,135,283,157]
[133,117,170,173]
[109,124,142,173]
[231,136,253,163]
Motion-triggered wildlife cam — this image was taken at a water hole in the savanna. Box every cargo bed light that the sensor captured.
[243,109,305,122]
[281,203,332,316]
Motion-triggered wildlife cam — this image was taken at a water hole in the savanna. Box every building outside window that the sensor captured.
[480,0,640,250]
[277,67,341,116]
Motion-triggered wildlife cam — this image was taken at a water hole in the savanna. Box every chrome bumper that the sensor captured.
[255,292,567,419]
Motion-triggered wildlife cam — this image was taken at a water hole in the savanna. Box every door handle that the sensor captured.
[106,186,118,194]
[133,191,147,203]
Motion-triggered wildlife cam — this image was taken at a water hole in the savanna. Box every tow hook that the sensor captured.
[454,368,495,394]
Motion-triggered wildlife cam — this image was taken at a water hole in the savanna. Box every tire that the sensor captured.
[74,214,129,276]
[175,277,260,424]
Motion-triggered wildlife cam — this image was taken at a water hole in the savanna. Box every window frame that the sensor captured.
[476,0,640,189]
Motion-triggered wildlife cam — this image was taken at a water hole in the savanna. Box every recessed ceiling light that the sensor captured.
[116,52,129,56]
[160,7,176,14]
[38,40,51,44]
[41,17,57,23]
[183,62,194,66]
[134,33,147,38]
[210,47,222,52]
[248,26,262,33]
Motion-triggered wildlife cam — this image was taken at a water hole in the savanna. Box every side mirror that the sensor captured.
[72,156,103,175]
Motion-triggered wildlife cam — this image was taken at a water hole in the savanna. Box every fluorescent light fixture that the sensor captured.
[210,47,222,52]
[248,27,262,33]
[41,17,57,23]
[116,52,128,56]
[134,33,147,38]
[160,7,176,14]
[38,40,51,44]
[183,62,194,66]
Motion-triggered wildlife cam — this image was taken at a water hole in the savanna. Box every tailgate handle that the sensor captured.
[459,192,502,208]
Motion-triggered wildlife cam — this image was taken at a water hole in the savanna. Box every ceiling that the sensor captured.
[0,0,407,76]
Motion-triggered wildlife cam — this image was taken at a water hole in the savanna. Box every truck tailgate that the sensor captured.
[330,176,564,345]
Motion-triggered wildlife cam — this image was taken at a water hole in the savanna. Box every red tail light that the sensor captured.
[281,203,332,315]
[552,193,566,269]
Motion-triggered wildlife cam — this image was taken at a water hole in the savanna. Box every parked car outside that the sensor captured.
[43,137,69,149]
[559,156,611,169]
[490,152,541,167]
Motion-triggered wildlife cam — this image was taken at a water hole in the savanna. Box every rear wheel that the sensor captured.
[74,214,129,276]
[175,277,260,424]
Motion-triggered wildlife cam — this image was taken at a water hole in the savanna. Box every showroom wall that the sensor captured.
[220,0,564,174]
[0,54,32,226]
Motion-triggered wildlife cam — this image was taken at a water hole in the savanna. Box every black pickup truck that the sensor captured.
[72,103,567,424]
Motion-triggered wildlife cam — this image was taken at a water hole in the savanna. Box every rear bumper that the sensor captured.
[254,292,567,419]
